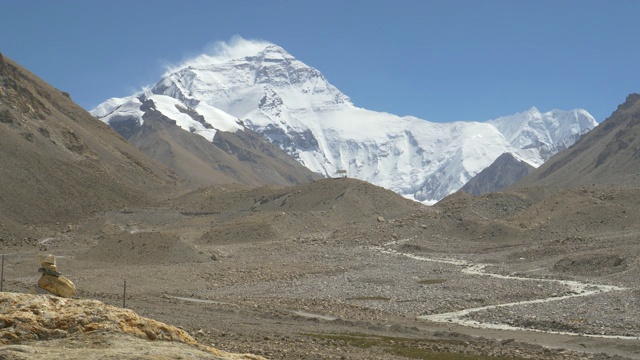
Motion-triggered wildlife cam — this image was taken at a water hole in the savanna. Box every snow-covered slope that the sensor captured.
[489,107,597,165]
[95,93,243,142]
[92,38,597,204]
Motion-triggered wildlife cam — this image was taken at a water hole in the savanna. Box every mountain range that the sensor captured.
[91,41,597,204]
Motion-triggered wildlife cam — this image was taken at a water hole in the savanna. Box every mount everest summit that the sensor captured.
[92,39,597,204]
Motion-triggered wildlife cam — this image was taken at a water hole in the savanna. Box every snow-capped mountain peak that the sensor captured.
[489,107,597,165]
[92,37,597,204]
[151,40,352,118]
[527,106,540,114]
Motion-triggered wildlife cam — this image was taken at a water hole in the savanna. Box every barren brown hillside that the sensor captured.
[0,53,181,240]
[164,177,426,245]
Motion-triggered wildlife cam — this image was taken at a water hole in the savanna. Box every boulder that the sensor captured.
[37,274,76,298]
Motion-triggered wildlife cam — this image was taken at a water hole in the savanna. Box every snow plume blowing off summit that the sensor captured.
[165,36,274,73]
[92,36,598,205]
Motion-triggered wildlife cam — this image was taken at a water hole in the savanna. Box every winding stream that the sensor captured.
[373,240,639,340]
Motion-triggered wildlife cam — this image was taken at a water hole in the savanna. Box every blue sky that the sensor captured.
[1,0,639,123]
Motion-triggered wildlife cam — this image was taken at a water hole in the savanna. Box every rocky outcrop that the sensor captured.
[0,293,263,360]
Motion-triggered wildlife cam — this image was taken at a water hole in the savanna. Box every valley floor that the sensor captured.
[3,203,640,359]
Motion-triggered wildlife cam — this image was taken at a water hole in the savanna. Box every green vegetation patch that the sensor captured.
[305,333,525,360]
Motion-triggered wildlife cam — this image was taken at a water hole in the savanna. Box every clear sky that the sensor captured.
[1,0,639,123]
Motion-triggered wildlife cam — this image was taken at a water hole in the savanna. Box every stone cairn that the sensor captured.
[30,254,77,298]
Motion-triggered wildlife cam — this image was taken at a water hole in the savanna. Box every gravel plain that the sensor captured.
[4,181,640,359]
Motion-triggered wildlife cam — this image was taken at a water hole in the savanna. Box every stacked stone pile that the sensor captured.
[30,254,76,298]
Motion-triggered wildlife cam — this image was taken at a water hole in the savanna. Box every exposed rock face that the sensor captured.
[0,293,263,360]
[0,293,194,344]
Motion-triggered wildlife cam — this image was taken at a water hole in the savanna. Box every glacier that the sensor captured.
[92,39,597,204]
